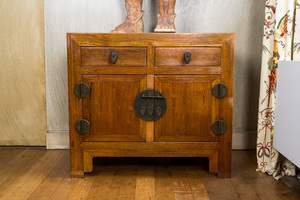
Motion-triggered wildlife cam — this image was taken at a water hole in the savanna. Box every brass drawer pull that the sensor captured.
[110,51,118,64]
[184,51,191,64]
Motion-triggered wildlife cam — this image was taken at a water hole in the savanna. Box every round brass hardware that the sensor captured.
[75,119,90,135]
[134,89,167,121]
[211,120,227,135]
[212,83,228,99]
[74,83,89,98]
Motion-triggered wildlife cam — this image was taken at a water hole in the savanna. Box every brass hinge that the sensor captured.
[74,83,89,98]
[75,119,90,135]
[211,120,227,135]
[212,83,228,99]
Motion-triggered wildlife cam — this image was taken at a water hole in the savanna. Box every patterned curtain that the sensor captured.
[257,0,300,180]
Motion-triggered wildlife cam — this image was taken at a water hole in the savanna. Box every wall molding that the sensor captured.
[46,131,257,150]
[46,131,69,149]
[232,131,257,150]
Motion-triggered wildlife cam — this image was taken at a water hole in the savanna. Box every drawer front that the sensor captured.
[155,47,221,67]
[81,47,147,67]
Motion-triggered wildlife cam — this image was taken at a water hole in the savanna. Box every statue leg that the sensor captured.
[111,0,144,33]
[154,0,176,32]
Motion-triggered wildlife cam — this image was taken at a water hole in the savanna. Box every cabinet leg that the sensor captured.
[70,144,84,178]
[84,152,94,173]
[209,151,218,173]
[71,170,85,178]
[217,149,232,178]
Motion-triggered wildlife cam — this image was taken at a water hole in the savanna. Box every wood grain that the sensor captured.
[79,66,223,75]
[0,149,47,198]
[67,174,96,200]
[0,148,25,171]
[68,35,84,178]
[135,166,155,200]
[82,75,147,142]
[146,74,155,142]
[85,166,117,199]
[68,33,234,178]
[28,151,70,200]
[154,75,220,142]
[82,142,220,157]
[154,166,175,199]
[0,148,299,200]
[0,150,63,200]
[155,47,221,67]
[217,34,235,178]
[81,47,147,67]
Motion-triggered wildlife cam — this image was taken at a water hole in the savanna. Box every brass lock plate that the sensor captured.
[134,89,167,121]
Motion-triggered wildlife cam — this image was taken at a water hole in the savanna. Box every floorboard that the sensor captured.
[0,148,299,200]
[28,151,70,200]
[0,150,63,200]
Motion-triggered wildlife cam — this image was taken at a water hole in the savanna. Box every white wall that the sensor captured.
[45,0,265,149]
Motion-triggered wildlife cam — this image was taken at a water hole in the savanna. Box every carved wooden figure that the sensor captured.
[111,0,144,33]
[111,0,176,33]
[155,0,176,32]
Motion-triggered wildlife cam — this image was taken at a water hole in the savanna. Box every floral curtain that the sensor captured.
[257,0,300,180]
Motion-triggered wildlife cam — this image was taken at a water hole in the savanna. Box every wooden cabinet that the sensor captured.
[68,33,234,178]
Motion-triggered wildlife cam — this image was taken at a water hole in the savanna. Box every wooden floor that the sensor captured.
[0,148,299,200]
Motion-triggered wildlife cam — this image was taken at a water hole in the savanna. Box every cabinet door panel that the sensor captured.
[82,75,147,142]
[155,75,220,142]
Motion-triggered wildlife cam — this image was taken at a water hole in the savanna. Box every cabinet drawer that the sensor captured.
[155,47,221,67]
[81,47,147,67]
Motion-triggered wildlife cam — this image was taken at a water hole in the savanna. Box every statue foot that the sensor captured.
[111,11,144,33]
[154,14,176,33]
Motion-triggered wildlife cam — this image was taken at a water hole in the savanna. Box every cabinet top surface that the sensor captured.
[67,33,235,47]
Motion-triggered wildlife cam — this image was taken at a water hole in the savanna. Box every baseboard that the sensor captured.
[46,131,69,149]
[232,131,257,150]
[46,131,257,150]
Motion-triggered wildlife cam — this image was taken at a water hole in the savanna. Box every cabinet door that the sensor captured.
[82,75,147,142]
[155,75,220,142]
